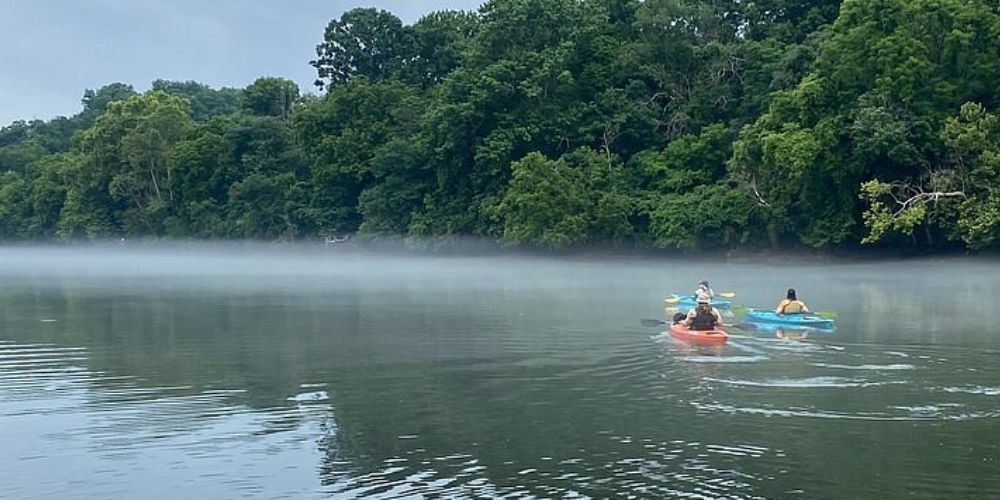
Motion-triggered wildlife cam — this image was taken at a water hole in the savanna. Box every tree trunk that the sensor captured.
[130,190,156,234]
[166,160,174,202]
[149,161,163,203]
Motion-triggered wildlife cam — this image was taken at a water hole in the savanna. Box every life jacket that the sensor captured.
[778,299,806,314]
[689,305,718,331]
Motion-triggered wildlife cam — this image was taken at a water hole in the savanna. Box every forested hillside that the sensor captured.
[2,0,998,250]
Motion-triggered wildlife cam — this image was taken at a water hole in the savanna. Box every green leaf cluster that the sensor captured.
[2,0,999,252]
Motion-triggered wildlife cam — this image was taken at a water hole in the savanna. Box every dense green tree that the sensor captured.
[0,172,31,238]
[242,77,300,120]
[860,102,1000,248]
[732,0,1000,248]
[356,138,432,236]
[80,83,139,126]
[0,84,137,175]
[57,152,120,239]
[75,91,193,235]
[633,124,752,249]
[407,11,480,86]
[26,153,71,238]
[493,149,634,248]
[151,80,241,121]
[740,0,843,44]
[295,77,424,233]
[166,121,235,236]
[6,0,1000,253]
[227,172,307,239]
[311,8,415,89]
[0,128,47,173]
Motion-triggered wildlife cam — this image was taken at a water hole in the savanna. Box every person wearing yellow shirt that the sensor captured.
[775,288,810,315]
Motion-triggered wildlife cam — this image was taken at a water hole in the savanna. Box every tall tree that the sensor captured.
[80,83,139,126]
[311,8,415,90]
[152,80,241,121]
[242,77,300,120]
[76,91,193,235]
[407,11,480,87]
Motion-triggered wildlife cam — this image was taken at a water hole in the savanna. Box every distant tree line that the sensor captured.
[1,0,998,250]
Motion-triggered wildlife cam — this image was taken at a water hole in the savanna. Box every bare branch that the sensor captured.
[750,182,769,207]
[893,190,965,217]
[646,92,669,105]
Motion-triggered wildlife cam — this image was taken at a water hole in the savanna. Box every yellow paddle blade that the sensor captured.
[718,292,737,298]
[664,296,680,304]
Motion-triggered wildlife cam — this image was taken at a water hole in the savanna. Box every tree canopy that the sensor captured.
[2,0,998,252]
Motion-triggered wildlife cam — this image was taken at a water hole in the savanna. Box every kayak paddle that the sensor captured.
[665,291,736,304]
[641,318,670,327]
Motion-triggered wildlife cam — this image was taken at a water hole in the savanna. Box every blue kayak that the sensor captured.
[743,309,835,329]
[666,294,733,309]
[742,321,834,334]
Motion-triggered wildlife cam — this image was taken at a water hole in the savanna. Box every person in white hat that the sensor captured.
[695,280,715,299]
[683,293,723,330]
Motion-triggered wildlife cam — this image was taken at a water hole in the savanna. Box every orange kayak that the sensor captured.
[669,323,729,345]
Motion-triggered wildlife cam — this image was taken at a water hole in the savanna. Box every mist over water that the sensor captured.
[1,245,998,498]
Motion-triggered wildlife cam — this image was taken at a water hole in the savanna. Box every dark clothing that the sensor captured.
[688,306,720,331]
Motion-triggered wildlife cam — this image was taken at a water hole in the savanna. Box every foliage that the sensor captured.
[492,149,634,248]
[151,80,241,121]
[3,0,1000,252]
[311,8,415,89]
[732,0,1000,248]
[242,77,300,120]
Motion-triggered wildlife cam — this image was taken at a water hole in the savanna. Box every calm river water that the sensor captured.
[0,247,997,498]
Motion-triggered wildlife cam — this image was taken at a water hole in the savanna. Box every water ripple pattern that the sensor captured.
[1,252,1000,498]
[0,341,333,500]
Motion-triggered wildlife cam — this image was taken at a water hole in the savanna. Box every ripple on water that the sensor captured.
[810,363,916,371]
[287,391,330,403]
[942,386,1000,396]
[1,340,334,500]
[704,376,898,388]
[325,437,775,498]
[694,401,1000,422]
[694,402,912,421]
[677,356,769,364]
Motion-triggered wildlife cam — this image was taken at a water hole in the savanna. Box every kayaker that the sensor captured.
[684,293,723,331]
[695,280,715,299]
[775,288,811,315]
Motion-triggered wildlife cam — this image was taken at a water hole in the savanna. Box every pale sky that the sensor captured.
[0,0,484,125]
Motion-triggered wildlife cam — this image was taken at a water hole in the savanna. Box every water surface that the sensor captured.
[1,247,998,498]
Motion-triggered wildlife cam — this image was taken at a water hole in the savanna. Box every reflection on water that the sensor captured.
[1,248,999,498]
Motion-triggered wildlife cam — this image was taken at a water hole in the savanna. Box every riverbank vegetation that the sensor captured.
[1,0,998,251]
